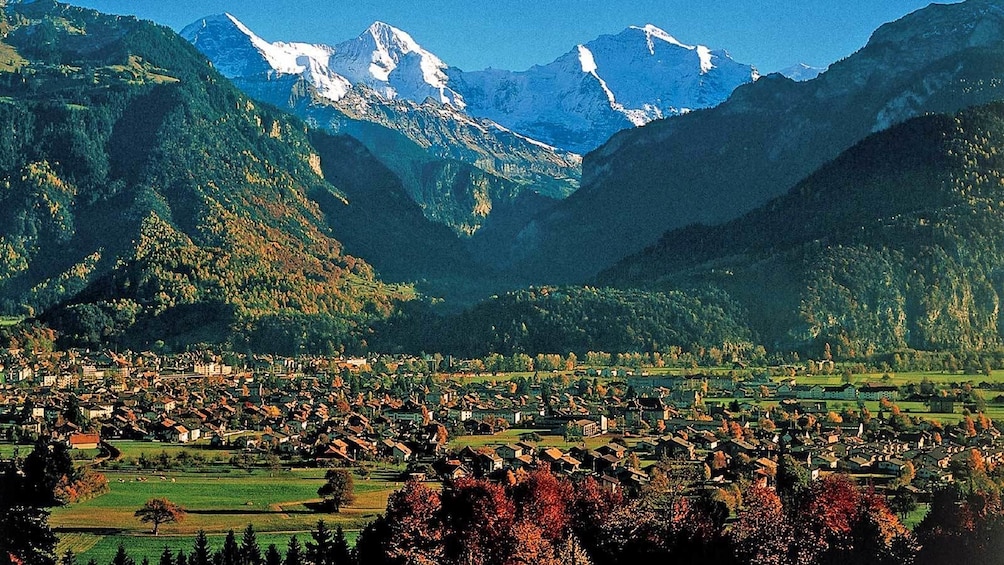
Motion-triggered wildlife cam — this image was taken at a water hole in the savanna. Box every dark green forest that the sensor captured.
[601,103,1004,358]
[374,286,754,358]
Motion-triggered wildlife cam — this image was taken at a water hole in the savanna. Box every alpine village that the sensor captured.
[6,1,1004,564]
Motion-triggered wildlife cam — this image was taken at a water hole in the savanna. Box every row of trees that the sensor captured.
[62,523,352,565]
[348,461,1004,565]
[350,467,919,565]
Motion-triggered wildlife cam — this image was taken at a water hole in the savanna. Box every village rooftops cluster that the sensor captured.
[0,347,999,499]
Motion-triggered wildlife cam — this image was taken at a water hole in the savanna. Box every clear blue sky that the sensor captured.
[65,1,957,73]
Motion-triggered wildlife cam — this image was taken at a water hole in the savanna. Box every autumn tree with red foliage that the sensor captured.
[732,486,792,565]
[440,477,517,565]
[383,481,443,565]
[510,468,572,542]
[357,467,921,565]
[135,498,185,535]
[755,474,918,565]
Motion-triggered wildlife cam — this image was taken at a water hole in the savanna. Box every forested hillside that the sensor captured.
[374,286,755,358]
[602,102,1004,357]
[0,1,418,353]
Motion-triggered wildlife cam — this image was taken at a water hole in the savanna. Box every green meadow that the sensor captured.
[51,467,402,564]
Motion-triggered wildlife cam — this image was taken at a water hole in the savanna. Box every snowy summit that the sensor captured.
[183,15,758,153]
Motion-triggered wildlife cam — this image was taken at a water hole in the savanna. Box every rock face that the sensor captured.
[506,0,1004,283]
[324,21,466,107]
[181,15,755,234]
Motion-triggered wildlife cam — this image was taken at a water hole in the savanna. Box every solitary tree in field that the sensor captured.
[135,498,186,535]
[317,469,355,512]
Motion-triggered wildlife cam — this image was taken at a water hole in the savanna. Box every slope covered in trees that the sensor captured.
[601,101,1004,356]
[376,286,754,358]
[0,1,460,353]
[510,0,1004,283]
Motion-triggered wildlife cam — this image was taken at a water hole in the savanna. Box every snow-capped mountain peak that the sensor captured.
[577,44,598,74]
[364,21,424,59]
[626,24,714,73]
[181,13,335,80]
[631,24,686,52]
[328,21,463,106]
[449,23,758,152]
[184,16,756,153]
[778,63,827,82]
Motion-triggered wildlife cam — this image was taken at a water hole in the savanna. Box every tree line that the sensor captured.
[57,522,351,565]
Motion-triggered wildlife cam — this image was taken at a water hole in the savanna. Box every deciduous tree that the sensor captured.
[135,498,185,535]
[317,469,355,512]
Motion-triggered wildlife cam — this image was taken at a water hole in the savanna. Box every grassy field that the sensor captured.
[901,503,931,530]
[51,467,402,563]
[0,443,33,458]
[108,440,239,462]
[0,316,22,327]
[714,395,1004,426]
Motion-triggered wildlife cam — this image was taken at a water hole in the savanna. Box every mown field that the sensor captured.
[108,439,238,462]
[51,465,402,564]
[710,396,1004,426]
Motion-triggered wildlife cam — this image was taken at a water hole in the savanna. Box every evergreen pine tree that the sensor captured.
[352,516,391,565]
[263,545,282,565]
[283,535,303,565]
[158,545,174,565]
[175,550,187,565]
[240,524,262,565]
[219,530,240,565]
[331,526,351,565]
[305,520,333,565]
[190,530,213,565]
[111,544,135,565]
[61,549,77,565]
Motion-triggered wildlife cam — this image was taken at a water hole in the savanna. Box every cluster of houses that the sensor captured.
[424,406,1003,499]
[0,347,1000,499]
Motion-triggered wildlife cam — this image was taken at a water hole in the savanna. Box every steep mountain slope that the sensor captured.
[325,21,464,106]
[181,15,756,236]
[514,0,1004,283]
[451,24,758,153]
[233,72,577,235]
[601,101,1004,355]
[182,14,580,236]
[0,1,449,353]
